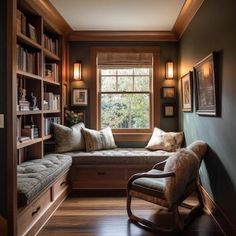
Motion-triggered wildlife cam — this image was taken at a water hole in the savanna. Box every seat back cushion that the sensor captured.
[81,127,117,152]
[53,122,85,153]
[146,127,184,151]
[164,149,200,207]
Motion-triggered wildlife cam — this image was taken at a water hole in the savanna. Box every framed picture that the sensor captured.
[163,103,175,117]
[162,87,176,99]
[77,110,86,123]
[194,52,218,116]
[72,88,88,106]
[181,72,193,112]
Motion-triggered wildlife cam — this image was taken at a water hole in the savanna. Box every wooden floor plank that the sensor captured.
[38,195,223,236]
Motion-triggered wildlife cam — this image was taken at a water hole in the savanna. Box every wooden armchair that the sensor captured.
[127,141,208,232]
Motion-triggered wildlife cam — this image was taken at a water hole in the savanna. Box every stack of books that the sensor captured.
[44,92,60,110]
[44,63,59,82]
[19,100,30,111]
[21,125,39,139]
[43,34,59,55]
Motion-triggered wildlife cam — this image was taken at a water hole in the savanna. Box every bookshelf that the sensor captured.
[16,1,66,164]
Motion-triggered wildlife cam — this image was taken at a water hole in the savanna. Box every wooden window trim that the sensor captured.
[90,46,160,142]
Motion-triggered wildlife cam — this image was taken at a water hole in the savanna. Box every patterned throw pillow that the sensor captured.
[146,127,184,151]
[53,122,85,153]
[81,127,117,152]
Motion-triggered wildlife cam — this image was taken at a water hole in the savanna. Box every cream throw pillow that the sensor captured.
[81,127,117,152]
[53,122,85,153]
[146,127,184,151]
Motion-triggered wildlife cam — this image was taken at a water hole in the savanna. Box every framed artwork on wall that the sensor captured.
[181,71,193,112]
[71,88,88,106]
[162,87,176,99]
[163,103,175,117]
[194,52,218,116]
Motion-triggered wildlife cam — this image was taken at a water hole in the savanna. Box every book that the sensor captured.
[28,23,38,42]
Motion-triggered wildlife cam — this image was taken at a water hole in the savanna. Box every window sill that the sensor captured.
[113,133,152,142]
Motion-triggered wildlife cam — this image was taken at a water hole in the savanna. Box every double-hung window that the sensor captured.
[97,52,153,132]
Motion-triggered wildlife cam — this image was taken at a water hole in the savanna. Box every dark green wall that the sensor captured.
[179,0,236,226]
[0,0,7,217]
[69,41,179,146]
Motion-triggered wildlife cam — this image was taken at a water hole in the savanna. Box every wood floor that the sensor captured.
[38,193,223,236]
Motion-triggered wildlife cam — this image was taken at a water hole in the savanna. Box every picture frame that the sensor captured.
[77,110,86,124]
[194,52,217,116]
[162,87,176,99]
[163,103,175,117]
[71,88,88,106]
[181,71,193,112]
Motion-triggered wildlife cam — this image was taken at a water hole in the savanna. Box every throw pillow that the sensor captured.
[146,127,184,151]
[81,127,117,152]
[53,122,85,153]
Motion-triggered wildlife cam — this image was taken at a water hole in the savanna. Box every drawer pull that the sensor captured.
[97,172,106,176]
[32,206,40,216]
[60,181,66,186]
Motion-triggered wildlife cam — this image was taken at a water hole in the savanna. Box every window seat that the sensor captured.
[67,148,175,189]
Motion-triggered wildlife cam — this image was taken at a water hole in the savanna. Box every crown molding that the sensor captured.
[173,0,205,39]
[69,31,177,42]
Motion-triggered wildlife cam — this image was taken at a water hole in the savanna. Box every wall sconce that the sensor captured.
[165,61,174,79]
[73,62,81,80]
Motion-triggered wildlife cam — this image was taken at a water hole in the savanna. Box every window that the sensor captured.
[97,52,153,131]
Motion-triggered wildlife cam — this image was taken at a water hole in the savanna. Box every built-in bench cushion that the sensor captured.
[66,148,174,165]
[17,154,72,207]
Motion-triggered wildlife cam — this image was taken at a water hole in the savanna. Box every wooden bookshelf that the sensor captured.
[17,137,42,149]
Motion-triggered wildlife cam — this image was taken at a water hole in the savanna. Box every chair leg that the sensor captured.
[127,191,179,232]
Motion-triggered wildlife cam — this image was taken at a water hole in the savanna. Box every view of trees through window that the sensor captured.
[99,68,152,129]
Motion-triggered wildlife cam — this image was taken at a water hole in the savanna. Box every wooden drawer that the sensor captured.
[53,172,69,200]
[71,166,126,189]
[18,189,51,236]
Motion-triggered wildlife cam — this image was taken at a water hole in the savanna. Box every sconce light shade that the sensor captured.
[74,62,81,80]
[166,61,174,79]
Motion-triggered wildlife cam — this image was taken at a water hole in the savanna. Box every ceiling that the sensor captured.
[49,0,185,31]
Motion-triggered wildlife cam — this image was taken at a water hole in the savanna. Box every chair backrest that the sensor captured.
[163,141,208,208]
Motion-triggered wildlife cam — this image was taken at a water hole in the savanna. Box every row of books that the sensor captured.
[17,44,41,75]
[17,9,38,43]
[44,34,59,56]
[44,117,61,136]
[44,92,60,111]
[44,63,59,82]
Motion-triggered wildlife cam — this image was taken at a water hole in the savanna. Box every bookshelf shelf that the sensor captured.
[43,110,60,114]
[17,32,42,50]
[17,110,42,116]
[43,134,53,141]
[17,137,42,149]
[17,70,42,80]
[43,48,60,61]
[43,78,60,86]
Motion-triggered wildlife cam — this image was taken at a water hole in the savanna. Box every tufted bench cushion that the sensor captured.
[17,154,72,207]
[66,148,174,165]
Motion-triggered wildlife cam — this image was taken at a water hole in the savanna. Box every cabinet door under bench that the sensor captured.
[71,164,153,189]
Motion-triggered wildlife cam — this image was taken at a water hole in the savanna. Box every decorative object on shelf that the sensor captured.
[65,110,83,127]
[18,87,30,111]
[73,61,82,80]
[28,92,38,110]
[72,88,88,106]
[162,87,176,99]
[194,52,218,116]
[163,103,175,117]
[165,61,174,79]
[181,71,193,112]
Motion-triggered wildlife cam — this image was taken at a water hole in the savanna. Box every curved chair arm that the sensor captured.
[152,160,167,170]
[127,171,175,188]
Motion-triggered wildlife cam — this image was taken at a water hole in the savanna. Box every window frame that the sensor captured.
[90,46,160,142]
[98,66,153,133]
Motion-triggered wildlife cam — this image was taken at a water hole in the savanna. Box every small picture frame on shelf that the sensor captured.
[77,110,86,124]
[194,52,218,116]
[72,88,88,106]
[162,87,176,99]
[163,103,175,117]
[181,71,193,112]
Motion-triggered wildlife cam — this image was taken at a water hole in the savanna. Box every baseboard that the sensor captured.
[0,215,7,236]
[200,185,236,235]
